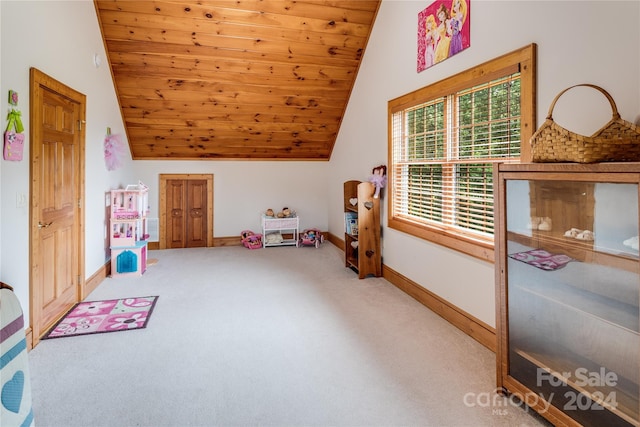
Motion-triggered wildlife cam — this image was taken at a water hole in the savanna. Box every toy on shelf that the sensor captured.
[277,207,296,218]
[297,228,324,248]
[264,207,296,218]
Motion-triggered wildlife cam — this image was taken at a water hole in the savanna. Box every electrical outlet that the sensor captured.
[16,192,26,208]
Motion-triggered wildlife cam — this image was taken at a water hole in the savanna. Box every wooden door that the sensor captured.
[167,179,186,248]
[186,180,207,247]
[166,179,208,248]
[159,174,213,249]
[30,68,85,345]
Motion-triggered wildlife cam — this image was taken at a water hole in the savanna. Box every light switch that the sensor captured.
[16,192,26,208]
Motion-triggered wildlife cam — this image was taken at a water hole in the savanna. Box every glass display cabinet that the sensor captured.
[494,163,640,427]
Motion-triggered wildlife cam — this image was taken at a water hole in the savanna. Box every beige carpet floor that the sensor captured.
[28,243,550,426]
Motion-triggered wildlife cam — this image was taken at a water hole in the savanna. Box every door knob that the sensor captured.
[38,221,53,229]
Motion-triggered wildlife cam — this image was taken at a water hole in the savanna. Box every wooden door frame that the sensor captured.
[158,174,213,249]
[29,68,86,347]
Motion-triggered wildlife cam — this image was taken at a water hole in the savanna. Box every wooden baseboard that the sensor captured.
[26,327,33,351]
[327,232,343,248]
[328,236,496,352]
[214,236,243,247]
[82,261,110,300]
[382,265,496,352]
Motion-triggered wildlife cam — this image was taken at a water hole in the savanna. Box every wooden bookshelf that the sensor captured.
[343,180,381,279]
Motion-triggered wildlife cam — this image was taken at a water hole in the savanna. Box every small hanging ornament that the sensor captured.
[3,108,25,161]
[103,127,125,171]
[8,90,18,106]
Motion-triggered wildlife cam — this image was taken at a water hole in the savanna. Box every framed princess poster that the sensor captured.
[417,0,470,72]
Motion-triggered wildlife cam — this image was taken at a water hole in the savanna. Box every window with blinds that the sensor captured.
[387,45,536,261]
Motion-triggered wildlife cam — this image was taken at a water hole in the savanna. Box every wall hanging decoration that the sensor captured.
[8,90,18,106]
[417,0,470,72]
[4,90,25,161]
[103,127,126,170]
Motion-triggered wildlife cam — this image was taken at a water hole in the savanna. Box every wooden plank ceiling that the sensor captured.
[94,0,380,160]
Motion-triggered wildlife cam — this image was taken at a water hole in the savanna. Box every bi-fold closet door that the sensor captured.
[166,179,208,248]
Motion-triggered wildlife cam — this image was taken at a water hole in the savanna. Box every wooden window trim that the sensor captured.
[387,44,537,263]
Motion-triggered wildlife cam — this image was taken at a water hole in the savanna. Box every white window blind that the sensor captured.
[391,75,521,240]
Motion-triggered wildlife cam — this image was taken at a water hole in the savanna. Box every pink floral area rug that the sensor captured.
[508,249,574,271]
[42,296,158,339]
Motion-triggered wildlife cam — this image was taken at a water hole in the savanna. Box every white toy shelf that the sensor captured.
[261,215,299,247]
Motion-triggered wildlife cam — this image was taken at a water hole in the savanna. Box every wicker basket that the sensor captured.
[531,84,640,163]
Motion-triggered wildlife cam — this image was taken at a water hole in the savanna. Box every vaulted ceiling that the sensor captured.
[94,0,381,160]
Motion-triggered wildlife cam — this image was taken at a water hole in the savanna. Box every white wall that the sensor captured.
[2,0,639,334]
[328,0,640,327]
[0,0,329,322]
[0,0,134,318]
[133,160,329,236]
